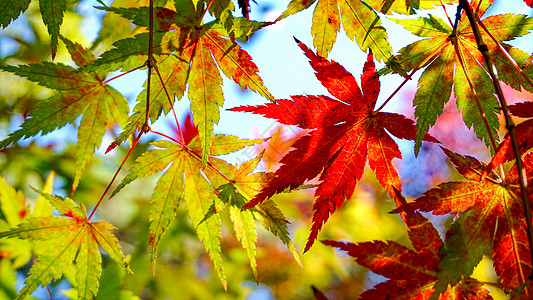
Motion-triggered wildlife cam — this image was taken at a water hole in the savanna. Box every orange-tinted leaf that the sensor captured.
[412,148,533,292]
[390,0,533,153]
[97,5,272,163]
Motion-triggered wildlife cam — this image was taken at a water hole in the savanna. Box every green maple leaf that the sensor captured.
[389,0,533,154]
[112,134,300,286]
[278,0,393,59]
[0,38,129,192]
[0,173,55,270]
[212,154,303,278]
[0,0,31,28]
[81,3,273,164]
[208,0,235,39]
[0,193,131,300]
[364,0,459,15]
[39,0,66,59]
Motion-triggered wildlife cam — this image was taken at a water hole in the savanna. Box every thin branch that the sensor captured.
[476,19,533,89]
[439,0,453,27]
[102,65,143,85]
[376,42,447,112]
[88,132,142,221]
[152,64,185,143]
[144,0,156,132]
[459,0,533,283]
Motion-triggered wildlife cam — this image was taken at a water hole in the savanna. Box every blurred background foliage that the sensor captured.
[1,0,532,299]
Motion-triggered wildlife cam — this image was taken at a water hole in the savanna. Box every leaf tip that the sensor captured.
[311,285,329,300]
[106,141,119,154]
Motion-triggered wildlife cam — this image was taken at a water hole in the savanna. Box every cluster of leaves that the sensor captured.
[1,0,533,299]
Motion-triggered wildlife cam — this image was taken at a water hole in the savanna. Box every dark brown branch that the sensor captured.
[143,0,155,133]
[459,0,533,281]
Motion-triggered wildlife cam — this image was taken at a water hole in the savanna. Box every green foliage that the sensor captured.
[1,0,533,299]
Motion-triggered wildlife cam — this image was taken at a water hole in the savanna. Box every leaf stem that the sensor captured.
[45,285,53,300]
[152,64,185,143]
[439,0,453,27]
[88,132,142,221]
[144,0,156,132]
[376,42,447,112]
[102,65,143,85]
[459,0,533,282]
[201,0,215,21]
[476,19,533,89]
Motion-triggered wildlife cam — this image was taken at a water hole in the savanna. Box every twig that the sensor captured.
[439,0,453,27]
[88,132,142,221]
[476,19,533,89]
[459,0,533,282]
[376,42,447,112]
[152,64,185,143]
[144,0,156,132]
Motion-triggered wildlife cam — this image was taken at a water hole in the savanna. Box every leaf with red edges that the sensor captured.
[0,193,131,300]
[410,148,533,295]
[92,4,273,165]
[390,0,533,154]
[231,39,437,251]
[323,211,491,299]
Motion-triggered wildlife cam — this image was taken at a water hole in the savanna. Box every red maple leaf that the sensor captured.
[231,39,437,251]
[323,210,492,299]
[525,0,533,8]
[408,148,533,292]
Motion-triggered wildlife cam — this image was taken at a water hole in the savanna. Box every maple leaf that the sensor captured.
[323,209,492,299]
[83,3,273,165]
[365,0,459,15]
[525,0,533,8]
[231,39,437,252]
[405,147,533,295]
[0,192,131,300]
[39,0,66,59]
[0,0,31,28]
[111,133,300,286]
[278,0,393,59]
[0,176,42,269]
[0,38,129,193]
[0,38,129,191]
[389,0,533,154]
[0,0,67,58]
